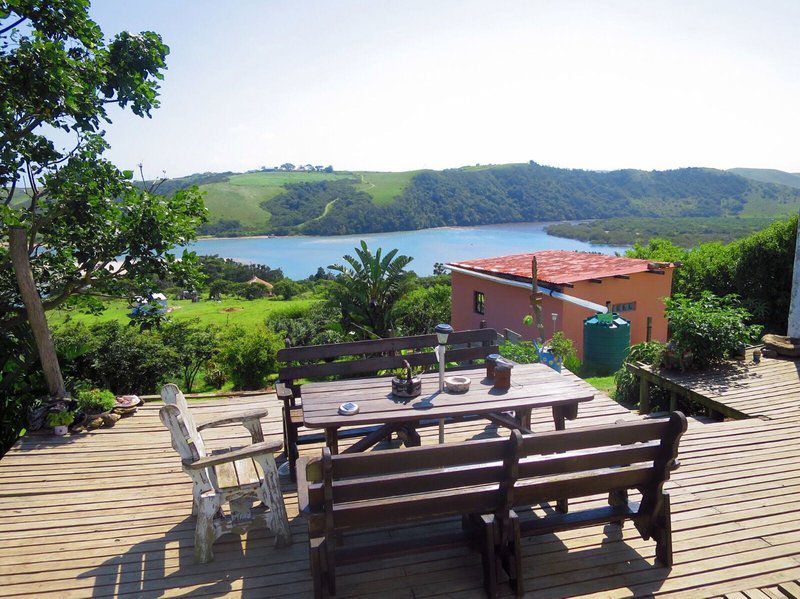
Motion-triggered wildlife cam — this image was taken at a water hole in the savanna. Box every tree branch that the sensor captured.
[0,16,26,36]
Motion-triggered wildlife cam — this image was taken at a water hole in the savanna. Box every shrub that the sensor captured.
[392,284,451,336]
[88,322,179,394]
[614,341,668,409]
[46,411,75,427]
[218,326,284,390]
[664,292,761,369]
[203,362,227,390]
[76,388,116,414]
[499,341,539,364]
[266,302,343,347]
[161,319,219,393]
[272,278,303,300]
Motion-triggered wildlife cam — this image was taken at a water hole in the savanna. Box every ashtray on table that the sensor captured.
[444,376,471,393]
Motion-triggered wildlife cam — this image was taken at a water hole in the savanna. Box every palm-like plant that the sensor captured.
[328,241,413,338]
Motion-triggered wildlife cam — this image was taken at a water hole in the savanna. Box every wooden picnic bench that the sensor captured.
[297,411,687,597]
[276,328,499,479]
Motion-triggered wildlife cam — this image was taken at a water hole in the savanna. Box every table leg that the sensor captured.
[402,423,421,447]
[325,427,339,454]
[552,406,566,431]
[551,406,568,514]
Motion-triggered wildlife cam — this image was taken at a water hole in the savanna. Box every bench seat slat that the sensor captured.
[518,502,642,536]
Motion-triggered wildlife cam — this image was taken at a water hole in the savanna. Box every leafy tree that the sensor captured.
[0,1,206,400]
[328,242,413,338]
[160,319,218,393]
[272,278,302,299]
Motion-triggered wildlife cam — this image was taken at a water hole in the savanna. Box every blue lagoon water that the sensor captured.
[187,222,628,280]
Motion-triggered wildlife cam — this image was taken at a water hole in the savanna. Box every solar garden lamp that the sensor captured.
[435,323,453,443]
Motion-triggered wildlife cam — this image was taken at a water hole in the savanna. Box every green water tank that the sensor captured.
[583,312,631,373]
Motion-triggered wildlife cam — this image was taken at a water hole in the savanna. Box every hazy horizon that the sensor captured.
[87,0,800,179]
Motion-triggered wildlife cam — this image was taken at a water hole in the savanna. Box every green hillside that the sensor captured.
[729,168,800,190]
[157,163,800,237]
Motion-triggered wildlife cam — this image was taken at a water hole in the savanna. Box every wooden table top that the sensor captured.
[300,363,595,429]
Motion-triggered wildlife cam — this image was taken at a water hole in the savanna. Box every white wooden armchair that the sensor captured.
[160,384,291,563]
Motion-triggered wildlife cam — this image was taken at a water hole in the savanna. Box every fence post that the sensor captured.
[638,375,651,414]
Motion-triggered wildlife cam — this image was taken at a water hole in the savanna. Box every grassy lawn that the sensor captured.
[353,171,420,205]
[583,375,617,397]
[51,297,317,328]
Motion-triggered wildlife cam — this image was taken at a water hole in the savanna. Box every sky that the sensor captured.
[88,0,800,179]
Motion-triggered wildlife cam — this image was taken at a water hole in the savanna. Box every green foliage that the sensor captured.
[46,411,75,428]
[76,388,116,414]
[614,342,667,408]
[203,362,227,390]
[664,293,761,369]
[234,282,271,300]
[627,216,798,333]
[272,278,303,300]
[217,326,283,390]
[546,217,783,247]
[499,341,539,364]
[54,321,179,395]
[160,319,219,393]
[328,242,414,338]
[392,285,451,336]
[266,303,344,347]
[199,255,283,284]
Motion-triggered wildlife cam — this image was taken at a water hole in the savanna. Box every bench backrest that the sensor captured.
[277,328,499,385]
[300,412,687,537]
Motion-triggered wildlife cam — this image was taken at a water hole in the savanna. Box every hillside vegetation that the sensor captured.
[546,216,782,247]
[156,163,800,237]
[728,168,800,189]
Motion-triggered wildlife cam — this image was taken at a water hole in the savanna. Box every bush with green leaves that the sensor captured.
[217,326,284,390]
[614,341,668,409]
[46,411,75,428]
[266,302,343,347]
[664,292,761,369]
[160,319,219,393]
[76,389,116,414]
[272,278,303,300]
[392,284,451,336]
[499,341,539,364]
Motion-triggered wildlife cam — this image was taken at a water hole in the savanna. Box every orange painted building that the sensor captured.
[447,250,675,359]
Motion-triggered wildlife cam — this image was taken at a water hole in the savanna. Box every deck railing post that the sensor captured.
[638,375,651,414]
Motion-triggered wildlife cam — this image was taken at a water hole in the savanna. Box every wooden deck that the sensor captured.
[2,368,800,598]
[631,354,800,421]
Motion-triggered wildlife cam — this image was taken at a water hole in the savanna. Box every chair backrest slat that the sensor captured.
[161,383,206,458]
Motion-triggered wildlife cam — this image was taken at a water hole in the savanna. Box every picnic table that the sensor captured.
[300,362,595,454]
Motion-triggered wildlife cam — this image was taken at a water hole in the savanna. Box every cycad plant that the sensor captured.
[328,241,413,338]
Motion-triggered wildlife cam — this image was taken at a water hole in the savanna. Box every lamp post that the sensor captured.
[435,323,453,444]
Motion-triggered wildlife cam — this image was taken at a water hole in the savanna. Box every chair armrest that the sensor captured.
[196,408,268,431]
[183,439,282,470]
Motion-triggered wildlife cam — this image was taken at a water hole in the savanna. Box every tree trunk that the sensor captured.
[8,227,66,398]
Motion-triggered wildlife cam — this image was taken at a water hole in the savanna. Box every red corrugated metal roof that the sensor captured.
[447,250,667,286]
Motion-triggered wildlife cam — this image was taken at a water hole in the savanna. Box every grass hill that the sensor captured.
[156,163,800,237]
[728,168,800,190]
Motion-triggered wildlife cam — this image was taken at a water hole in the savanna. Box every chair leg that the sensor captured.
[609,488,628,526]
[479,515,498,599]
[654,494,673,567]
[310,536,328,599]
[255,454,292,547]
[191,484,201,516]
[283,404,299,482]
[194,496,219,564]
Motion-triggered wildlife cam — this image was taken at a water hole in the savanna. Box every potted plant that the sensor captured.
[76,388,116,416]
[539,332,577,373]
[46,411,75,436]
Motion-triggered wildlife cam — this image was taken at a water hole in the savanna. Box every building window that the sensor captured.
[612,301,636,313]
[474,291,485,314]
